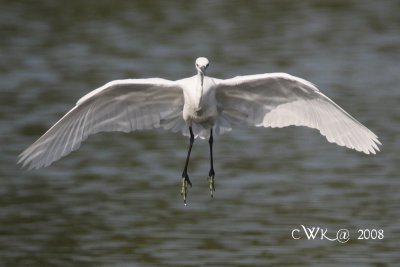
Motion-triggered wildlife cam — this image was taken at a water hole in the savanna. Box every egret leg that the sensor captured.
[181,126,194,204]
[208,128,215,197]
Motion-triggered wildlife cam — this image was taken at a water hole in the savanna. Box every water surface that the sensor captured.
[1,1,399,266]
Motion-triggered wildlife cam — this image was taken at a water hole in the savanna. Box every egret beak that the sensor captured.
[199,66,206,74]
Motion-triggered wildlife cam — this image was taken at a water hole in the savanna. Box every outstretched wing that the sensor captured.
[18,78,185,169]
[215,73,381,154]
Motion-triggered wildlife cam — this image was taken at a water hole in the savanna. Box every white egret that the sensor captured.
[18,57,381,203]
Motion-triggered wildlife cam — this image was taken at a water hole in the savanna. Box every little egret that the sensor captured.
[18,57,381,203]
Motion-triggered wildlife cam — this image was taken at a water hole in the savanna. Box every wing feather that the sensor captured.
[18,79,184,169]
[216,73,381,154]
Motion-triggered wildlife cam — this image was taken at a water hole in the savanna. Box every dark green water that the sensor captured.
[1,1,399,266]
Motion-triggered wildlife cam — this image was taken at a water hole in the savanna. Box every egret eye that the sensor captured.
[206,63,209,67]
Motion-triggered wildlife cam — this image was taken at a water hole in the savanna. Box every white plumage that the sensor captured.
[18,57,381,170]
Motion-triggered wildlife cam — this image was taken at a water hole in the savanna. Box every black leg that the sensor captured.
[181,126,194,204]
[208,128,215,197]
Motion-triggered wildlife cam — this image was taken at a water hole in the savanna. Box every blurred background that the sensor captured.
[1,0,399,266]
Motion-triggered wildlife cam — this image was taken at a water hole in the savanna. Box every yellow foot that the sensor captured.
[181,175,192,205]
[208,171,215,198]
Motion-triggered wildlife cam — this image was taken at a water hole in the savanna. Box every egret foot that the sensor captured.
[208,169,215,198]
[181,175,192,205]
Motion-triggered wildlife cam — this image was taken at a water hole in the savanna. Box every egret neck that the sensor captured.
[193,57,209,112]
[195,68,204,111]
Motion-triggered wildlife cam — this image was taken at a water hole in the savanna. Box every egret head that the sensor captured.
[195,57,210,74]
